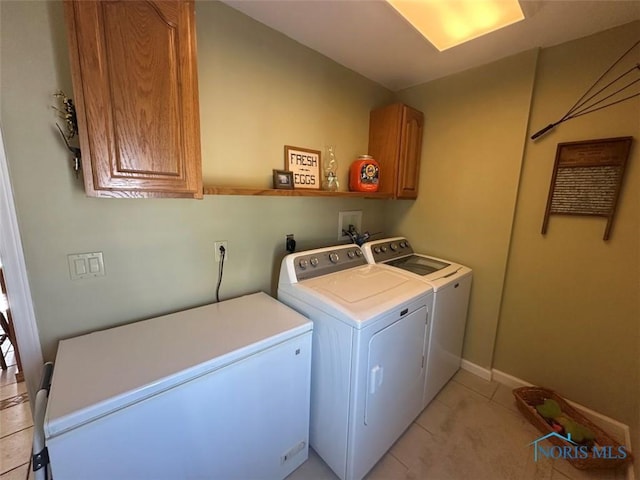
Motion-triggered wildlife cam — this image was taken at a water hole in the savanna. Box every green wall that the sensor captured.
[197,2,392,188]
[391,50,538,370]
[0,0,393,360]
[494,22,639,443]
[1,0,637,460]
[392,21,639,463]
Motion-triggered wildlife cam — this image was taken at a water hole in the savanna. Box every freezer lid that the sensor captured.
[44,292,312,438]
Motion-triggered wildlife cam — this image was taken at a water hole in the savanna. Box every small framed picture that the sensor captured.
[273,169,294,189]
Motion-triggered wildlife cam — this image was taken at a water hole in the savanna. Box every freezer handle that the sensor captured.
[39,361,54,393]
[33,362,54,480]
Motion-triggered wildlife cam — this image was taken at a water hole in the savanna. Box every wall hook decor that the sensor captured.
[52,90,81,177]
[531,40,640,140]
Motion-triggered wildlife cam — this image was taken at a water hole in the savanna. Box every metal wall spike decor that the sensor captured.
[531,40,640,141]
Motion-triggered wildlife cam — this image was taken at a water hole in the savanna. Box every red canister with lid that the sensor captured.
[349,155,380,192]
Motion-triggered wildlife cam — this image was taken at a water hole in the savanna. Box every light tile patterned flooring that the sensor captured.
[0,343,33,480]
[288,369,630,480]
[0,356,630,480]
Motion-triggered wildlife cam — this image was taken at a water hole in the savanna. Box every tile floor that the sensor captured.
[0,343,33,480]
[0,359,630,480]
[288,369,631,480]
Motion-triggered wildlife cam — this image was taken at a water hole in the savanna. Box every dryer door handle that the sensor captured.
[369,365,384,394]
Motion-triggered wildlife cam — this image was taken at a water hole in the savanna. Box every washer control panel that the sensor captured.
[366,237,414,263]
[291,245,367,281]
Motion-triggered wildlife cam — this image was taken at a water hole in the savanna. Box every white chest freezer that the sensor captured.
[41,292,312,480]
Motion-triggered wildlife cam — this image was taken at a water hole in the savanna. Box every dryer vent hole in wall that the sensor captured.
[281,440,306,464]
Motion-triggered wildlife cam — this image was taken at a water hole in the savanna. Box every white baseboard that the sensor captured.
[460,362,635,480]
[460,359,492,381]
[491,368,533,389]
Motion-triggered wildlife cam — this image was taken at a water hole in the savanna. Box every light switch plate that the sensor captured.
[68,252,105,280]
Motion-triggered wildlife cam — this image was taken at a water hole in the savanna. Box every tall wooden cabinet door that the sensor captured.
[397,106,424,199]
[368,104,402,197]
[368,103,424,199]
[64,0,203,198]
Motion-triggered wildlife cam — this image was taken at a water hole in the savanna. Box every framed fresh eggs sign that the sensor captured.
[285,145,321,190]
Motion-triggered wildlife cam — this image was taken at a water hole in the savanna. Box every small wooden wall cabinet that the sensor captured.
[64,0,203,198]
[368,103,424,199]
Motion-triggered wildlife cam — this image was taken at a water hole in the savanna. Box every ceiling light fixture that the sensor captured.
[386,0,525,51]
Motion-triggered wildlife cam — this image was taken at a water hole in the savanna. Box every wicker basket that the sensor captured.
[513,386,633,470]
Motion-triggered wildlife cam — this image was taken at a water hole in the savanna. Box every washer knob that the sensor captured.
[310,257,319,267]
[355,249,363,257]
[347,250,355,258]
[374,247,381,254]
[400,241,407,248]
[298,259,308,269]
[390,243,398,251]
[381,246,388,253]
[329,253,340,264]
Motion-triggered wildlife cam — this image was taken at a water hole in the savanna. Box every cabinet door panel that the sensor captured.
[368,103,423,199]
[103,1,181,177]
[368,104,402,196]
[397,107,423,199]
[65,0,202,198]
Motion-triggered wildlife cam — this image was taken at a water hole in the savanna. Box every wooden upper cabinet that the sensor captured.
[64,0,203,198]
[368,103,424,199]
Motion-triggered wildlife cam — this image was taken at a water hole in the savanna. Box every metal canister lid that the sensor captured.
[358,155,373,159]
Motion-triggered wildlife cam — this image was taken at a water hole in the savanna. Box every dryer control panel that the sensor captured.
[362,237,414,263]
[285,245,368,281]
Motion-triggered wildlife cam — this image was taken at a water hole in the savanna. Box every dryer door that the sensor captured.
[358,306,427,475]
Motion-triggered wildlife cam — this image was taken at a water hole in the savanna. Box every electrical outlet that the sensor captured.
[286,234,296,253]
[214,241,228,262]
[338,211,362,241]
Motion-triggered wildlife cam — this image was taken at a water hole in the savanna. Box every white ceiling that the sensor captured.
[221,1,640,91]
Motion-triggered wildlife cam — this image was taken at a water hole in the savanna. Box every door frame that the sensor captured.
[0,124,44,402]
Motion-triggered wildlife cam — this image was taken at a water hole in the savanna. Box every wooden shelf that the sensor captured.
[203,186,393,199]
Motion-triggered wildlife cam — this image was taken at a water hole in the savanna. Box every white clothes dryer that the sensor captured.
[362,237,472,408]
[278,244,433,480]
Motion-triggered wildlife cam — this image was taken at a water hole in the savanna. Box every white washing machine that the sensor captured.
[362,237,472,408]
[277,245,433,480]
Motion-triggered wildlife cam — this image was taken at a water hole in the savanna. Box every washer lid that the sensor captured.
[387,254,469,283]
[294,264,432,327]
[44,292,312,439]
[387,254,450,276]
